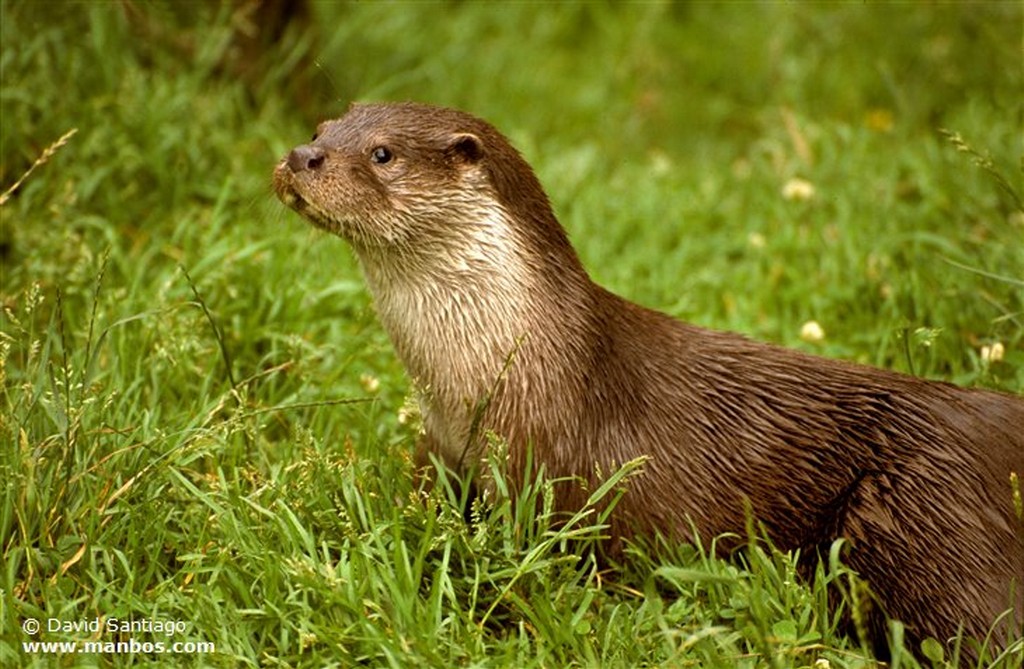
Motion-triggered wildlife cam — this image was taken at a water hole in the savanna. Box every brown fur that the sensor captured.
[274,101,1024,658]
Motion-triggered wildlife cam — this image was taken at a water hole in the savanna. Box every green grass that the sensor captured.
[2,2,1022,667]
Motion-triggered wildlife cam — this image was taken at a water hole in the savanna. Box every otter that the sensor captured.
[273,101,1024,659]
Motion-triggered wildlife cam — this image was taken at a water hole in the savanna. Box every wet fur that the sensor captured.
[275,102,1024,658]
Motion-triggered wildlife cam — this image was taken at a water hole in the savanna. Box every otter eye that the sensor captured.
[311,132,318,141]
[370,146,393,164]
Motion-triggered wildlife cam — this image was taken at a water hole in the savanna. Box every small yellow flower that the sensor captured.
[747,232,766,249]
[980,342,1004,364]
[800,320,825,343]
[782,178,815,201]
[360,373,380,393]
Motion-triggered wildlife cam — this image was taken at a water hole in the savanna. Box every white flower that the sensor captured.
[980,342,1004,364]
[800,320,825,343]
[360,373,380,393]
[782,177,815,201]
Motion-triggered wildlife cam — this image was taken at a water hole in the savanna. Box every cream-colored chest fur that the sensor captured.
[358,206,545,467]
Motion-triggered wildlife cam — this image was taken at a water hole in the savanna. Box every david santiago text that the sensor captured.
[45,617,188,637]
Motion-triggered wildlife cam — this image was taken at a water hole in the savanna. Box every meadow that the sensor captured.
[1,2,1022,667]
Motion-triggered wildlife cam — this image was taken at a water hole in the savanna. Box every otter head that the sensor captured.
[273,102,575,276]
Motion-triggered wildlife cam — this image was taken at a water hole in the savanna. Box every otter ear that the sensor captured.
[446,132,484,164]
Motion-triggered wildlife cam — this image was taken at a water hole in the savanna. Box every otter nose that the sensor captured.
[286,144,325,172]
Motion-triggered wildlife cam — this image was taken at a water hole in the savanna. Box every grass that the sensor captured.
[1,2,1022,667]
